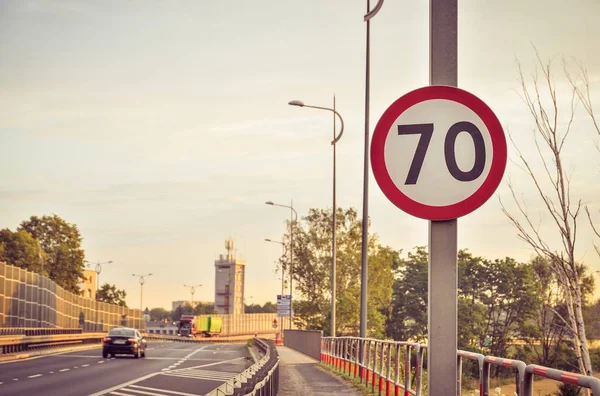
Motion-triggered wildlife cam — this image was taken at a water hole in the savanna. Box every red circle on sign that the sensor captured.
[370,85,507,220]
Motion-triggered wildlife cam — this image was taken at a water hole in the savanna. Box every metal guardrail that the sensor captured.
[0,327,83,336]
[207,338,279,396]
[0,332,105,355]
[321,336,600,396]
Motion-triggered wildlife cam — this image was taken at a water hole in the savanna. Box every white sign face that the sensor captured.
[383,99,493,206]
[371,86,507,220]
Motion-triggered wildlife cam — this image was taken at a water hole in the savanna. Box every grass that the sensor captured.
[319,362,384,396]
[246,339,255,348]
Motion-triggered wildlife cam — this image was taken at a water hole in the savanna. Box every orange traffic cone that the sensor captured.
[275,332,283,345]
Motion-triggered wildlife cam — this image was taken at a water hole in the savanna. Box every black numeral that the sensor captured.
[397,123,434,185]
[397,121,486,184]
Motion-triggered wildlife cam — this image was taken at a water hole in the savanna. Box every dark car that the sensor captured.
[102,327,147,358]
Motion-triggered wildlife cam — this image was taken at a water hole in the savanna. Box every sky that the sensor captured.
[1,0,599,310]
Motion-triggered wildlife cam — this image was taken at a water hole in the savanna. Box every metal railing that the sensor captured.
[321,336,600,396]
[208,338,279,396]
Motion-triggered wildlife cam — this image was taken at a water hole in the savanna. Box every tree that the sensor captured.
[279,207,396,337]
[0,229,46,274]
[194,302,216,315]
[18,214,85,293]
[149,307,171,321]
[500,52,596,378]
[97,283,127,307]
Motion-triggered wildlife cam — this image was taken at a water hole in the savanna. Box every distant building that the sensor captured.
[214,238,246,315]
[80,269,97,300]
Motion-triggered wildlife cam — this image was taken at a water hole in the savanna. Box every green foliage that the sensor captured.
[194,302,216,315]
[386,247,540,360]
[18,214,85,293]
[279,207,396,337]
[97,283,128,307]
[245,302,277,313]
[149,307,171,321]
[0,229,46,274]
[554,383,581,396]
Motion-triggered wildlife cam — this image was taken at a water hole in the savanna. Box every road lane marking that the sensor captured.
[27,374,42,378]
[128,384,201,395]
[89,354,245,396]
[49,371,54,374]
[12,378,18,381]
[82,364,90,367]
[98,361,105,363]
[59,368,70,372]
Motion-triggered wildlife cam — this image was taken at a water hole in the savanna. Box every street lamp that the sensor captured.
[183,284,202,311]
[265,200,297,330]
[85,260,113,331]
[132,273,152,330]
[264,238,287,296]
[288,97,344,337]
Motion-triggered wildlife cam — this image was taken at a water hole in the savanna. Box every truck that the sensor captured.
[177,314,196,337]
[176,315,223,338]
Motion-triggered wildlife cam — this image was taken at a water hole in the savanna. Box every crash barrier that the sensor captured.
[207,338,279,396]
[0,332,105,355]
[143,333,257,344]
[0,262,143,331]
[0,327,83,336]
[283,329,322,360]
[321,337,600,396]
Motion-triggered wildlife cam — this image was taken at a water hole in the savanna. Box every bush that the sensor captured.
[554,383,581,396]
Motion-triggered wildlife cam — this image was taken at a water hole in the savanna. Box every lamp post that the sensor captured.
[264,238,287,296]
[85,260,112,332]
[132,273,152,330]
[265,200,297,330]
[360,0,385,341]
[183,284,202,311]
[265,238,288,330]
[288,97,344,337]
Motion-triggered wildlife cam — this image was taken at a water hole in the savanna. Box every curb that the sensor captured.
[0,343,101,363]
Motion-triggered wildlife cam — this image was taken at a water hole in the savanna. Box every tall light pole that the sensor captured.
[265,238,288,330]
[264,238,287,296]
[183,284,202,311]
[85,260,113,332]
[132,273,152,330]
[360,0,385,341]
[288,97,344,337]
[266,200,297,330]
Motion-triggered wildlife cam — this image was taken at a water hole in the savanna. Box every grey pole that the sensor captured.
[359,0,373,341]
[264,238,287,329]
[331,95,337,337]
[428,0,458,395]
[288,98,344,337]
[266,200,297,329]
[133,273,152,330]
[86,260,112,332]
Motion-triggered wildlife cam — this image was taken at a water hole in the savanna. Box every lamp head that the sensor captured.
[288,100,305,107]
[265,201,274,205]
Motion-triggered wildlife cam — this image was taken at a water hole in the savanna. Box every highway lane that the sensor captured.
[0,341,253,396]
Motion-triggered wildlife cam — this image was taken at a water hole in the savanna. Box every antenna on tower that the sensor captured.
[225,237,234,260]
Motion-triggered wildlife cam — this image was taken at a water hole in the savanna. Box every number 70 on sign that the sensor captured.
[370,86,507,221]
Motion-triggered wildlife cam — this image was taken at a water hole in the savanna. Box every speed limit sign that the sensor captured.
[371,85,507,220]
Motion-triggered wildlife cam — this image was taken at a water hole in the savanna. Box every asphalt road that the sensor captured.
[0,341,253,396]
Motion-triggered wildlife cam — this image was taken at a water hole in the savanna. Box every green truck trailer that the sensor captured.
[195,316,222,337]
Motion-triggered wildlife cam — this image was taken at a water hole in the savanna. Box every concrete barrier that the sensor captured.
[283,329,322,360]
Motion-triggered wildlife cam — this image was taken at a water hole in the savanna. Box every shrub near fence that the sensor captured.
[0,262,142,331]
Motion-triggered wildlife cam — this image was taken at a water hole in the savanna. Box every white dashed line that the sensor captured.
[98,361,104,364]
[12,379,18,381]
[49,371,54,374]
[82,364,90,367]
[59,368,70,372]
[0,381,3,385]
[28,374,42,379]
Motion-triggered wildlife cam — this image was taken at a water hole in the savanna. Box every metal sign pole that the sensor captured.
[428,0,458,395]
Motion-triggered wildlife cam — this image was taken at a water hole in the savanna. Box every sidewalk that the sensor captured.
[276,346,361,396]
